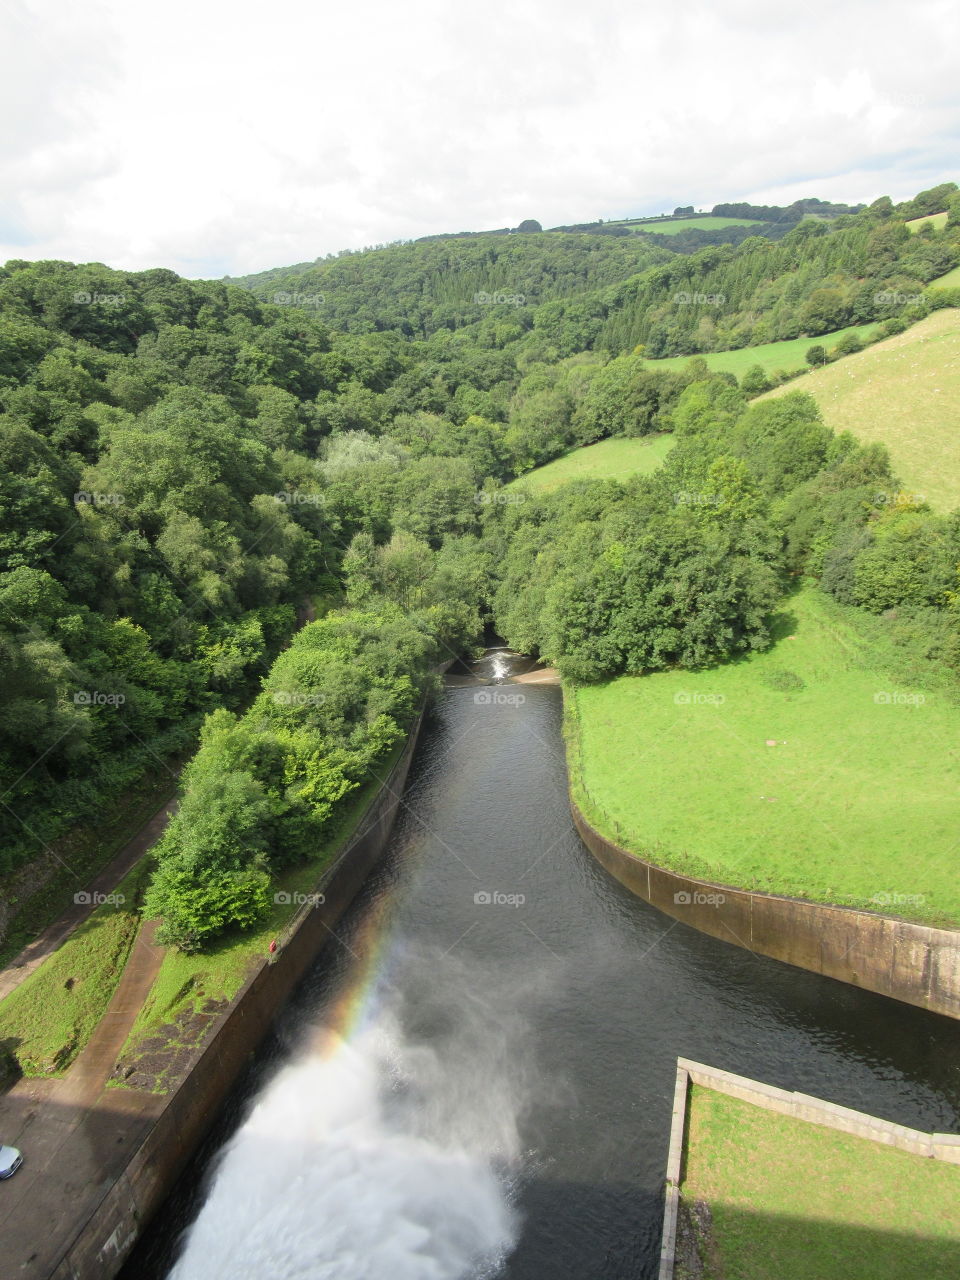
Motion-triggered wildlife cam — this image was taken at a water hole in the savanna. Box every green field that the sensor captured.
[678,1085,960,1280]
[568,586,960,925]
[613,216,764,235]
[760,309,960,511]
[929,263,960,289]
[645,323,883,380]
[509,434,676,492]
[906,211,948,233]
[0,860,151,1075]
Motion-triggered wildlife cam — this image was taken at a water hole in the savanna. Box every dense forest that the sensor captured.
[2,181,959,947]
[230,184,960,357]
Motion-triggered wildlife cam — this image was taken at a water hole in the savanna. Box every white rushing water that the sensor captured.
[488,650,511,682]
[169,948,534,1280]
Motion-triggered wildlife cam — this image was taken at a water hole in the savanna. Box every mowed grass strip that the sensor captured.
[0,859,152,1075]
[645,323,882,380]
[509,434,675,492]
[759,309,960,511]
[679,1085,960,1280]
[569,587,960,925]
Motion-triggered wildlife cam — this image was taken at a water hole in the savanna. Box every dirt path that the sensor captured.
[0,799,177,1004]
[58,919,165,1106]
[0,595,318,1007]
[0,916,169,1277]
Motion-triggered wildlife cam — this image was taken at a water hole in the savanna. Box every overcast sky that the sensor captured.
[2,0,957,279]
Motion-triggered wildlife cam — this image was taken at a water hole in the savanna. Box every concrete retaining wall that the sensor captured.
[659,1057,960,1279]
[570,800,960,1021]
[51,706,430,1280]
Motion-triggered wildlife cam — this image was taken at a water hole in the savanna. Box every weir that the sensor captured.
[124,653,960,1280]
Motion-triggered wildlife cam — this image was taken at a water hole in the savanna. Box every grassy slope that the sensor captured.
[906,212,949,232]
[0,860,152,1075]
[930,263,960,289]
[759,308,960,511]
[118,738,407,1070]
[645,323,883,379]
[508,434,676,492]
[0,761,180,969]
[679,1085,960,1280]
[568,586,960,925]
[610,216,764,234]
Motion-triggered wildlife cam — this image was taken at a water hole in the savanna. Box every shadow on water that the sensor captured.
[121,668,960,1280]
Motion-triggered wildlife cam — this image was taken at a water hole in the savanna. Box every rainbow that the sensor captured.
[307,889,397,1059]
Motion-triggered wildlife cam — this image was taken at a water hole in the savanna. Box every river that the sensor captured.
[122,649,960,1280]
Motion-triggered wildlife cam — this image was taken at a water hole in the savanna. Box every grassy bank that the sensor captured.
[509,434,675,492]
[0,760,182,970]
[645,323,883,380]
[929,263,960,290]
[114,737,408,1090]
[906,211,949,233]
[566,586,960,926]
[622,215,763,234]
[0,859,153,1076]
[760,309,960,511]
[678,1084,960,1280]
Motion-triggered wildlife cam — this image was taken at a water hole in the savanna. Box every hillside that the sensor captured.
[507,434,675,492]
[644,322,883,380]
[907,212,949,233]
[569,586,960,927]
[228,184,959,358]
[760,309,960,511]
[224,232,672,338]
[607,215,764,234]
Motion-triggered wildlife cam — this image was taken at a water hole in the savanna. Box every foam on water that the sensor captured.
[168,947,531,1280]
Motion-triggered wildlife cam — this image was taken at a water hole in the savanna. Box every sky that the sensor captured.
[2,0,958,279]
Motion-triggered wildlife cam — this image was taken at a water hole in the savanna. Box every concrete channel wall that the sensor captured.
[659,1057,960,1279]
[570,800,960,1021]
[51,705,430,1280]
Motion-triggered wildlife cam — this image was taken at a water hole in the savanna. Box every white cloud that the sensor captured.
[2,0,957,276]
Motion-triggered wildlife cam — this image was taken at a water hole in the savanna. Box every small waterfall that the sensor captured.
[489,650,511,682]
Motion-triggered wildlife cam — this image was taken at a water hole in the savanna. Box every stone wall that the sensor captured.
[51,706,429,1280]
[570,800,960,1021]
[658,1057,960,1279]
